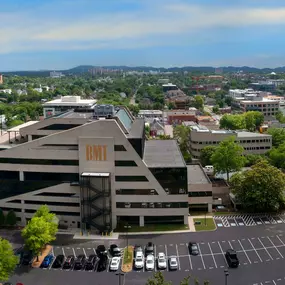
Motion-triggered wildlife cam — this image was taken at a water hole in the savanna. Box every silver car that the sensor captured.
[168,256,178,270]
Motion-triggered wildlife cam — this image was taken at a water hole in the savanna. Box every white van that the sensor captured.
[204,165,214,175]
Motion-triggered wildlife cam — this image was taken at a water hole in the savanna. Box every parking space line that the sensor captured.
[165,245,168,271]
[268,237,284,259]
[51,247,54,256]
[154,245,157,272]
[62,247,66,257]
[217,241,228,266]
[175,244,181,271]
[273,281,277,285]
[93,248,96,255]
[83,248,87,258]
[276,235,285,247]
[72,247,77,258]
[185,244,192,270]
[208,242,217,268]
[248,238,263,262]
[238,239,252,264]
[258,238,273,261]
[197,243,206,269]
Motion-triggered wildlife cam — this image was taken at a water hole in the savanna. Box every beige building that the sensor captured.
[190,125,272,159]
[0,106,188,232]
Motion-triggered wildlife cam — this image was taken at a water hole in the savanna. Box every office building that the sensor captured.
[165,109,197,125]
[0,106,189,231]
[138,110,163,120]
[43,96,97,118]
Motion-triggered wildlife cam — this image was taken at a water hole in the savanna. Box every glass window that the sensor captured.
[114,145,126,151]
[0,158,79,166]
[39,124,82,130]
[115,161,137,167]
[115,176,148,182]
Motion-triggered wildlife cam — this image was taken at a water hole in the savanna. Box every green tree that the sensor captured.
[22,216,56,261]
[268,142,285,170]
[219,114,245,130]
[0,208,5,226]
[173,125,191,163]
[146,272,172,285]
[275,110,285,123]
[245,154,266,167]
[6,210,17,226]
[267,128,285,148]
[0,238,18,281]
[200,146,216,166]
[212,106,219,114]
[193,95,204,110]
[230,161,285,212]
[244,111,264,132]
[211,137,245,181]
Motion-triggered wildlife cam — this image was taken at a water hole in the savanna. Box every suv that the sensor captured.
[74,254,86,270]
[145,242,154,256]
[85,254,97,271]
[22,251,33,265]
[96,245,107,257]
[62,255,75,270]
[97,254,108,272]
[188,242,199,256]
[52,254,65,268]
[110,244,121,257]
[225,249,239,268]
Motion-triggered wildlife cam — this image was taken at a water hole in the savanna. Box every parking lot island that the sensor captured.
[31,245,52,268]
[121,246,134,273]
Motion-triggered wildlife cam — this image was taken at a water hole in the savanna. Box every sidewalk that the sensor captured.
[73,231,119,240]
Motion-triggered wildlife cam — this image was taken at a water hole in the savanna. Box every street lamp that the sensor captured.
[224,269,229,285]
[116,273,125,285]
[124,223,131,257]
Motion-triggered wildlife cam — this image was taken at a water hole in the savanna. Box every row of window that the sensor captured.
[191,138,271,145]
[116,202,188,209]
[116,189,158,195]
[239,139,271,143]
[243,146,271,150]
[115,176,148,182]
[188,191,212,197]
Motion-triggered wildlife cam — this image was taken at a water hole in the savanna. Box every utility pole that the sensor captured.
[224,269,229,285]
[116,273,124,285]
[124,223,131,257]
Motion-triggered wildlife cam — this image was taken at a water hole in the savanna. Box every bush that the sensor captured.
[0,209,5,226]
[6,210,17,226]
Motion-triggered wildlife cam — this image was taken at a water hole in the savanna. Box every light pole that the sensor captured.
[124,223,131,256]
[224,269,229,285]
[116,272,125,285]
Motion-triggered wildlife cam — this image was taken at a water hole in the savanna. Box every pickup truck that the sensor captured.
[225,249,239,268]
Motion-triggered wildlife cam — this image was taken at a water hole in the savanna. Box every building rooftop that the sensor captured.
[43,96,97,107]
[57,111,93,119]
[138,110,163,115]
[144,140,186,168]
[187,164,211,185]
[7,121,39,133]
[236,131,271,138]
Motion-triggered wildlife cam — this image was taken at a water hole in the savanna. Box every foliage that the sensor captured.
[173,125,191,163]
[0,209,5,226]
[244,111,264,132]
[200,146,216,166]
[211,137,245,181]
[245,154,266,167]
[193,95,204,110]
[230,161,285,212]
[212,106,219,114]
[267,128,285,148]
[6,210,17,226]
[0,238,18,281]
[268,143,285,170]
[22,216,56,261]
[275,110,285,123]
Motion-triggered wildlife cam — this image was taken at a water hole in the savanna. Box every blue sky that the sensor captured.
[1,0,285,70]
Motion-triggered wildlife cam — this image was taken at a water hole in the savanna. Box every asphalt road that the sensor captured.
[7,224,285,285]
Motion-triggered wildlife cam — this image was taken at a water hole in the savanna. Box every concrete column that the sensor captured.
[139,216,144,227]
[21,200,25,226]
[208,203,213,213]
[184,215,188,225]
[28,135,32,141]
[19,171,24,181]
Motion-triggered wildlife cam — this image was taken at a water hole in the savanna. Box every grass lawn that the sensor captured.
[194,218,216,231]
[123,247,133,264]
[213,212,237,216]
[115,223,189,233]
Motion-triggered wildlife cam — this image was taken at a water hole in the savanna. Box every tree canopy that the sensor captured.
[200,146,216,166]
[268,142,285,170]
[193,95,204,110]
[267,128,285,148]
[230,161,285,212]
[0,238,18,281]
[173,125,191,163]
[211,137,245,181]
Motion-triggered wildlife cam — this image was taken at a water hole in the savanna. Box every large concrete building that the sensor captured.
[189,125,272,159]
[0,106,189,232]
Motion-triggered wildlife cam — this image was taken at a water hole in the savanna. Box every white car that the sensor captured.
[109,257,120,271]
[145,254,155,271]
[168,256,178,270]
[135,252,144,269]
[157,253,167,269]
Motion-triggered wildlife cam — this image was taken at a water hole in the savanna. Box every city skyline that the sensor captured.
[1,0,285,70]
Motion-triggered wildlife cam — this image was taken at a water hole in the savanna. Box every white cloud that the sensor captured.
[1,2,285,54]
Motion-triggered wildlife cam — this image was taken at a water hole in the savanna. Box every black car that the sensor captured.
[97,254,108,272]
[188,242,199,255]
[145,242,154,256]
[85,254,97,271]
[52,254,65,268]
[62,255,75,270]
[109,244,121,257]
[225,249,239,268]
[22,251,33,265]
[74,254,86,270]
[96,245,106,256]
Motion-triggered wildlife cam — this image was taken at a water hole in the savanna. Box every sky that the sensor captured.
[1,0,285,70]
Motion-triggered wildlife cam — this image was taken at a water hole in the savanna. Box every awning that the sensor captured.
[81,172,110,177]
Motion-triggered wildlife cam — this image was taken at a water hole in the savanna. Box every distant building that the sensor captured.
[0,74,3,84]
[16,90,27,96]
[0,89,12,94]
[162,83,178,92]
[165,109,196,125]
[138,110,163,120]
[43,96,97,118]
[249,82,276,93]
[158,79,170,85]
[50,71,64,78]
[33,88,43,93]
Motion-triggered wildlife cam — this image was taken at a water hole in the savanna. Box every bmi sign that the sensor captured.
[86,145,107,161]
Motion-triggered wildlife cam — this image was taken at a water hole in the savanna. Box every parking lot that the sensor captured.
[18,232,285,274]
[214,214,285,228]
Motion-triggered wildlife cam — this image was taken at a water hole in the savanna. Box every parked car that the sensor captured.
[85,254,97,271]
[188,242,199,255]
[41,254,54,268]
[52,254,65,268]
[73,254,86,270]
[134,245,143,257]
[134,251,144,269]
[168,256,178,270]
[96,245,107,256]
[14,247,24,266]
[225,249,239,268]
[145,254,155,271]
[22,251,33,265]
[109,244,121,257]
[97,255,108,272]
[145,242,154,256]
[109,256,120,271]
[62,255,75,270]
[157,253,167,270]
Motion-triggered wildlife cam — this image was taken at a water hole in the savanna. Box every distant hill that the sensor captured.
[2,65,285,76]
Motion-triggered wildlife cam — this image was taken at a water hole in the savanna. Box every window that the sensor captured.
[115,176,148,182]
[35,192,79,197]
[188,191,213,197]
[0,171,19,180]
[114,145,126,151]
[25,200,80,207]
[24,172,79,182]
[0,158,79,166]
[115,161,137,167]
[39,124,82,130]
[116,189,158,195]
